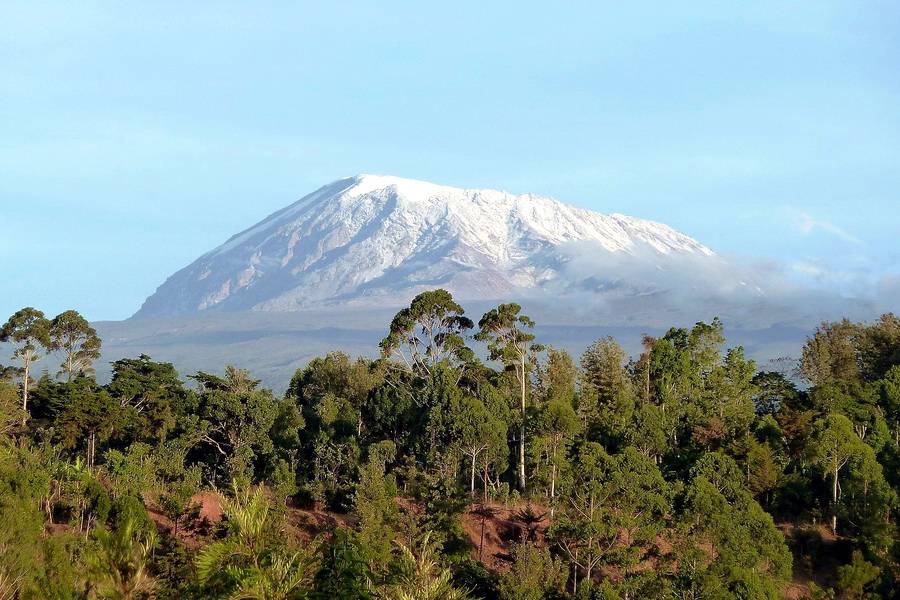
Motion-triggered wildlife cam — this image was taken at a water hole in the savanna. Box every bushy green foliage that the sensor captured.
[498,543,566,600]
[1,299,898,599]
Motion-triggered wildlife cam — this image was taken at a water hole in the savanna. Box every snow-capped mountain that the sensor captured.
[134,175,733,318]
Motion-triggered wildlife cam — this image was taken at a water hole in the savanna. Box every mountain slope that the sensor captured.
[135,174,726,318]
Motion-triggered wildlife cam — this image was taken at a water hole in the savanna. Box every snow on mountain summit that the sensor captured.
[134,175,720,317]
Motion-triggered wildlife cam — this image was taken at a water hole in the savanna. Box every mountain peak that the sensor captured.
[344,173,461,202]
[134,175,718,318]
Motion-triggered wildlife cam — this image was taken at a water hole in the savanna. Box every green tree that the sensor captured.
[548,442,614,593]
[857,313,900,380]
[581,337,630,407]
[835,550,880,600]
[549,444,670,595]
[156,464,202,536]
[0,379,24,437]
[448,394,505,498]
[537,348,577,406]
[627,402,668,462]
[353,441,399,575]
[55,378,122,469]
[380,290,474,376]
[751,371,799,415]
[287,352,381,440]
[702,346,757,441]
[744,440,781,502]
[0,444,49,599]
[580,337,635,439]
[532,398,578,507]
[842,443,897,553]
[800,319,861,387]
[678,455,792,599]
[301,389,362,508]
[808,414,867,534]
[878,364,900,447]
[0,307,52,426]
[312,529,374,600]
[50,309,101,382]
[497,543,566,600]
[107,355,194,447]
[191,367,279,483]
[476,303,543,492]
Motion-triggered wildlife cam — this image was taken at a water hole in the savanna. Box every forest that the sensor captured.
[0,290,898,599]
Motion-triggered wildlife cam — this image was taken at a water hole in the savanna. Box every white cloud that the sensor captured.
[792,211,864,246]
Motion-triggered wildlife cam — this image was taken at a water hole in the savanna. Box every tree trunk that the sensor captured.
[550,462,557,500]
[21,354,31,427]
[470,452,477,496]
[479,513,486,560]
[88,432,96,470]
[572,550,579,595]
[831,466,839,535]
[483,461,489,505]
[550,442,557,518]
[518,355,527,492]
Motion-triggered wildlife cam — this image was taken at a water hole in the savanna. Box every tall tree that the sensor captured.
[449,394,505,498]
[380,290,475,376]
[476,303,543,492]
[751,371,800,415]
[0,379,22,437]
[191,366,279,483]
[549,444,670,595]
[808,413,867,534]
[581,337,630,409]
[547,442,612,593]
[537,348,577,406]
[107,355,193,447]
[49,310,101,382]
[879,365,900,446]
[800,319,861,387]
[533,399,579,507]
[0,308,51,426]
[857,313,900,382]
[694,346,757,447]
[678,454,792,598]
[352,441,399,575]
[580,337,635,440]
[288,352,381,440]
[55,378,122,469]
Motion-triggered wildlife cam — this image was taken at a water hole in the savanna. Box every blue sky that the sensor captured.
[2,1,898,321]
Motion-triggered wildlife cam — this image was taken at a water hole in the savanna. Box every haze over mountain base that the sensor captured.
[75,174,884,390]
[88,306,810,392]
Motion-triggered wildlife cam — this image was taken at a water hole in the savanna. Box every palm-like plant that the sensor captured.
[195,484,316,600]
[375,532,471,600]
[220,551,315,600]
[85,515,158,600]
[513,504,547,543]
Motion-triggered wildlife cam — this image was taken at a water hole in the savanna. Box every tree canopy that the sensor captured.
[1,297,898,599]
